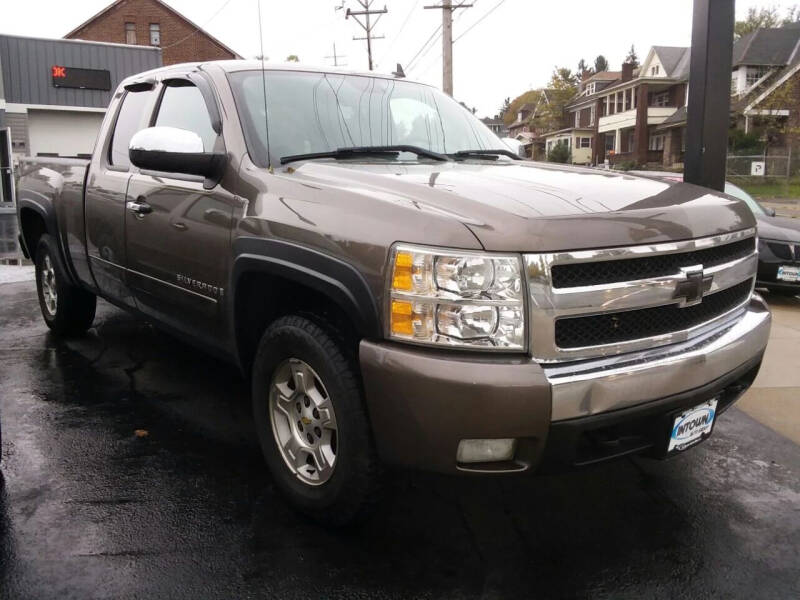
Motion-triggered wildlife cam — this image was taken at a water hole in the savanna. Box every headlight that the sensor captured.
[388,244,526,350]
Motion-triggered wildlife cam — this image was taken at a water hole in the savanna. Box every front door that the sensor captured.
[124,80,235,344]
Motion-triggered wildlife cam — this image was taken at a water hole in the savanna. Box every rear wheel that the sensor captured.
[35,234,96,335]
[252,316,379,526]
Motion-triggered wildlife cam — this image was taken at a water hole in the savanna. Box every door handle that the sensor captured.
[126,198,152,215]
[171,222,188,231]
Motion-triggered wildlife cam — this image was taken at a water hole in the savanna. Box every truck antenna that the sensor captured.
[257,0,272,170]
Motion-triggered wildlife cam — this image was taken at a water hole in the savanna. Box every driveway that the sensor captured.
[1,280,799,599]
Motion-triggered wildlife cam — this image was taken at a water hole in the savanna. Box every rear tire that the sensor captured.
[252,315,379,526]
[35,234,96,336]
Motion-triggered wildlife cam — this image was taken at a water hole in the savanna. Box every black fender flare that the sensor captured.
[17,197,80,287]
[231,237,382,356]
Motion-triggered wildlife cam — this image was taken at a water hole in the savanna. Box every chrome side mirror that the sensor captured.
[129,126,226,185]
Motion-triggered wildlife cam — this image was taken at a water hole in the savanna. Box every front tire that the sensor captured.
[252,316,379,526]
[35,234,96,335]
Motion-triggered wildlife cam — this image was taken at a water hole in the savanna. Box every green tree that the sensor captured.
[555,67,578,86]
[537,68,580,132]
[503,89,544,126]
[547,141,571,163]
[734,5,799,39]
[577,58,591,79]
[594,55,609,73]
[624,45,639,67]
[498,97,511,119]
[286,54,300,62]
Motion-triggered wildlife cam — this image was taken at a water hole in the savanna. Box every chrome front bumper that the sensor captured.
[544,294,771,421]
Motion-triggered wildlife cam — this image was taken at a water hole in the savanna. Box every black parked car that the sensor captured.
[633,172,800,297]
[724,182,800,295]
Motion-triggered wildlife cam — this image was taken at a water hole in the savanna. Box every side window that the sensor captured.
[109,88,156,168]
[155,84,217,151]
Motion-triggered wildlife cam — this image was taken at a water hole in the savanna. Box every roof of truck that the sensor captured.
[120,60,430,87]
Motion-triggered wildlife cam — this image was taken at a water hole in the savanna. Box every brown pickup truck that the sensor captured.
[16,61,771,525]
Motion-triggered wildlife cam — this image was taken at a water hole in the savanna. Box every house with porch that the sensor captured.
[543,70,619,164]
[543,47,690,168]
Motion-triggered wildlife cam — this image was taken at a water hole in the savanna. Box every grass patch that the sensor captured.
[728,176,800,199]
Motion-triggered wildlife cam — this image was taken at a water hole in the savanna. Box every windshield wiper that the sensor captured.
[452,149,522,161]
[280,145,449,165]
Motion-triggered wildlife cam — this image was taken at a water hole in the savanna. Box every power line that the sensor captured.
[378,0,422,65]
[160,0,236,50]
[453,0,507,43]
[406,24,442,71]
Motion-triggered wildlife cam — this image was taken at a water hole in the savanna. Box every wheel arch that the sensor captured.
[231,238,382,373]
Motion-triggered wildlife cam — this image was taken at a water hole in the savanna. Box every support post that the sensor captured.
[684,0,735,191]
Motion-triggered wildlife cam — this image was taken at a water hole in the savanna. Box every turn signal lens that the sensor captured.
[387,244,525,350]
[391,251,414,291]
[390,300,414,335]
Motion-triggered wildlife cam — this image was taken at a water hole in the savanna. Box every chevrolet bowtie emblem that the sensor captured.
[674,265,713,307]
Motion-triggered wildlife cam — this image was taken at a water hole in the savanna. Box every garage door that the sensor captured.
[27,109,105,158]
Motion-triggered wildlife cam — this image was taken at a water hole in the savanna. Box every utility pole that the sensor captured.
[345,1,387,71]
[325,43,347,67]
[424,1,472,96]
[684,0,735,191]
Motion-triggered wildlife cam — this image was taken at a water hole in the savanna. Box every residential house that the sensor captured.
[506,102,537,139]
[729,24,800,152]
[544,71,620,164]
[654,24,800,169]
[544,48,690,168]
[481,116,509,138]
[64,0,242,66]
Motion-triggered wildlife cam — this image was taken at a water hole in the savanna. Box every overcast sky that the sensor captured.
[3,0,799,117]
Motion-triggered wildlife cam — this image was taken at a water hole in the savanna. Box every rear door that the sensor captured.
[84,84,157,306]
[124,77,236,344]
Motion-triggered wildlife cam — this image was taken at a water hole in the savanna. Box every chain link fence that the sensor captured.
[727,153,792,177]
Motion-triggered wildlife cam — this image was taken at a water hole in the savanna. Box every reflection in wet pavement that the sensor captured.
[0,281,799,599]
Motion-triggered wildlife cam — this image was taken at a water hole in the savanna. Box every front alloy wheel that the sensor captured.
[270,358,338,485]
[40,254,58,317]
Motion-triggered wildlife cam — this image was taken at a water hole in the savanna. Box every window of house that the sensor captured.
[649,134,665,151]
[746,66,769,89]
[149,23,161,46]
[125,22,136,45]
[590,104,596,125]
[653,92,670,107]
[109,87,157,168]
[578,137,591,148]
[574,111,580,127]
[650,65,660,76]
[585,82,595,96]
[154,83,217,151]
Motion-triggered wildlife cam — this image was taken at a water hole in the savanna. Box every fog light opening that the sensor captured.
[456,438,516,464]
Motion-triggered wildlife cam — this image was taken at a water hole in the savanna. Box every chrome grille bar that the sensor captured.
[524,228,758,362]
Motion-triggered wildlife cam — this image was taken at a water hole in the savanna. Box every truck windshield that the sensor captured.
[229,69,504,166]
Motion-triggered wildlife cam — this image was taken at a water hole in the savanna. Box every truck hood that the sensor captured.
[286,160,755,252]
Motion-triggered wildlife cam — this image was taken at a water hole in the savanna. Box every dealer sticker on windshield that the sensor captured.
[668,398,718,453]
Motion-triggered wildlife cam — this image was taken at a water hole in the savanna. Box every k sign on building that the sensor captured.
[0,34,161,160]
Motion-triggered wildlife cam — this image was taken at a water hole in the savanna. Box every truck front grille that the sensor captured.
[554,279,753,348]
[552,237,755,288]
[524,229,758,362]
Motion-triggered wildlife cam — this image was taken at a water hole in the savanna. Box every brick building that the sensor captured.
[64,0,241,66]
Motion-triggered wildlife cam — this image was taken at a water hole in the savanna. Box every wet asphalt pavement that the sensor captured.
[1,279,799,599]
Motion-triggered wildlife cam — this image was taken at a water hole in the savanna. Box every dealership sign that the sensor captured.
[51,65,111,91]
